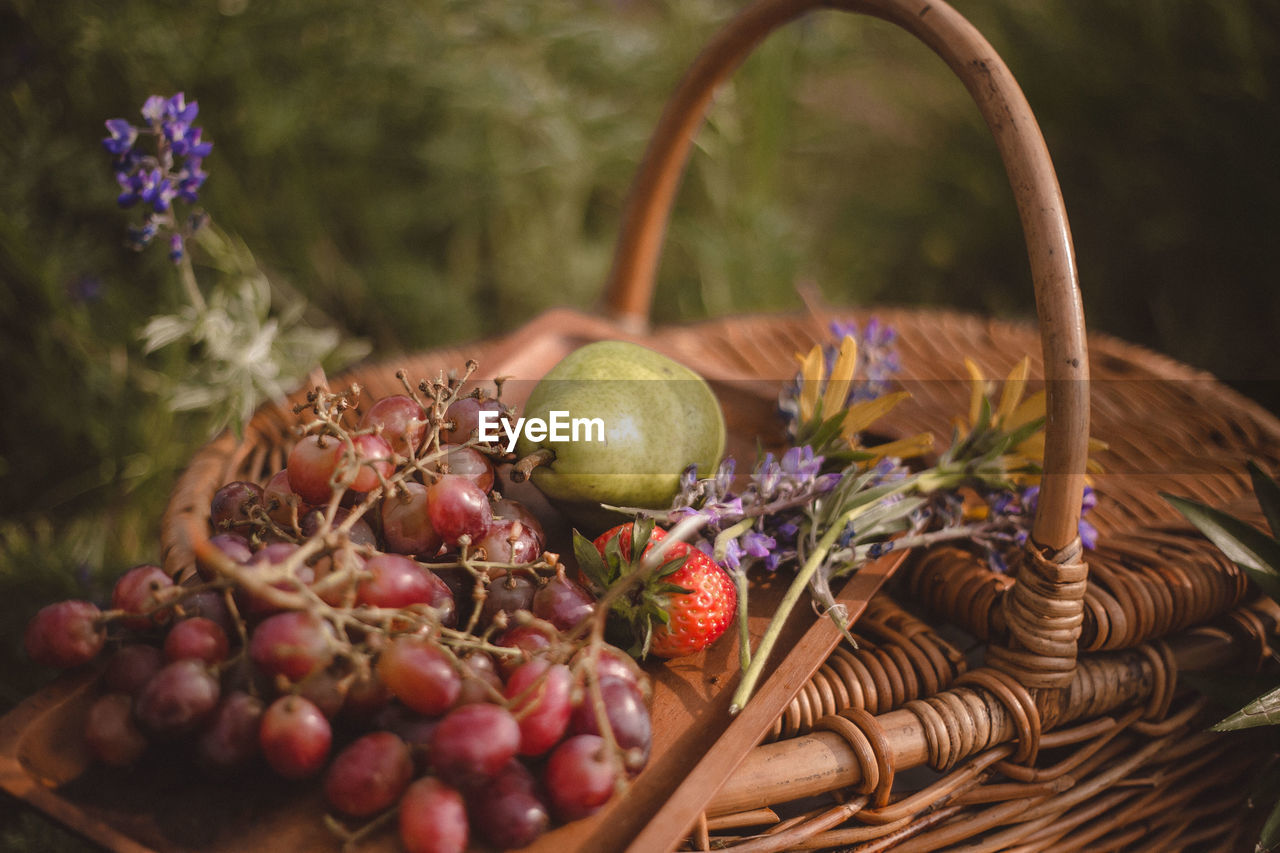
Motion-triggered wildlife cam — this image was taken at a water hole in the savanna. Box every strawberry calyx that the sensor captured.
[572,519,693,659]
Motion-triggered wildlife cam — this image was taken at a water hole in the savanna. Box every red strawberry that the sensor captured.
[574,520,736,660]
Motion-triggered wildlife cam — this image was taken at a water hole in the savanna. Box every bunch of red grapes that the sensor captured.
[23,369,654,853]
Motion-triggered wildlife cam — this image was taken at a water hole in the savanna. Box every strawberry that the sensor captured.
[573,519,736,660]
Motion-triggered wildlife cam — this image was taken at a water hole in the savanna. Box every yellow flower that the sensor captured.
[960,356,1105,484]
[794,335,933,463]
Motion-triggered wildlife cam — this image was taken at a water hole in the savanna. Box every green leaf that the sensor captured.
[630,516,656,562]
[1163,492,1280,603]
[1213,685,1280,732]
[653,555,689,581]
[1261,794,1280,852]
[572,530,612,591]
[603,533,627,577]
[995,415,1047,456]
[1249,460,1280,540]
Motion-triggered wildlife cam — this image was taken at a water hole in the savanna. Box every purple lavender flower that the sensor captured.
[141,95,168,124]
[106,92,212,263]
[102,119,137,156]
[780,445,823,481]
[665,444,845,575]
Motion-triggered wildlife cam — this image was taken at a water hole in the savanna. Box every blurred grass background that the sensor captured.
[1,0,1277,846]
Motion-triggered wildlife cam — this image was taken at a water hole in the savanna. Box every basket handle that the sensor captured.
[602,0,1090,556]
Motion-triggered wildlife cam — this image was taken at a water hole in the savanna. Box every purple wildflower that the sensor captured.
[102,119,137,156]
[106,92,213,262]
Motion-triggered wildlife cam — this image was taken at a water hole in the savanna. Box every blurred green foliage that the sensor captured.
[0,0,1277,844]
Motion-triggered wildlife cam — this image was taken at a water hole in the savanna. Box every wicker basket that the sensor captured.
[4,0,1280,851]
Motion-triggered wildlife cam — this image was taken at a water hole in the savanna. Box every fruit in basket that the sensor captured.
[581,521,737,659]
[514,340,725,528]
[259,695,332,779]
[399,776,469,853]
[21,365,669,852]
[23,600,107,668]
[324,731,414,817]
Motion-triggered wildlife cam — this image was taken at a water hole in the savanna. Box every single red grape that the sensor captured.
[133,659,221,738]
[259,695,332,779]
[333,433,394,494]
[531,569,596,631]
[196,533,254,581]
[177,588,236,639]
[249,611,333,683]
[324,731,414,817]
[376,637,461,716]
[479,570,537,626]
[570,676,653,774]
[102,643,164,694]
[491,498,546,542]
[465,759,550,849]
[112,564,176,629]
[360,394,428,458]
[571,643,650,698]
[287,434,342,505]
[493,621,557,678]
[237,543,308,615]
[543,734,620,821]
[209,480,264,532]
[24,600,107,669]
[399,777,468,853]
[357,553,444,609]
[504,659,573,757]
[455,651,503,706]
[84,693,149,767]
[263,468,303,526]
[430,444,495,493]
[164,616,230,664]
[426,474,492,546]
[475,519,542,565]
[441,395,509,448]
[428,702,521,786]
[196,691,264,774]
[381,482,443,557]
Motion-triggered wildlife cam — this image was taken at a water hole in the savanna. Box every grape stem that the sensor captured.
[509,448,556,483]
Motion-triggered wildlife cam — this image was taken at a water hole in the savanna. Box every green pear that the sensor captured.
[514,341,725,526]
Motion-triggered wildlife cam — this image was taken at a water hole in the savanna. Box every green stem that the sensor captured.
[734,568,752,675]
[728,476,920,715]
[178,252,206,313]
[712,518,757,675]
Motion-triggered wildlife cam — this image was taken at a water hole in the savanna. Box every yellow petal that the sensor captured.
[820,336,859,422]
[841,391,912,440]
[964,357,985,429]
[1013,431,1046,462]
[861,432,935,461]
[796,344,825,423]
[995,356,1031,427]
[1005,389,1047,432]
